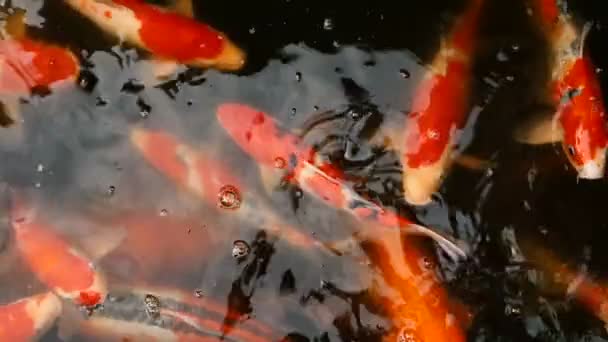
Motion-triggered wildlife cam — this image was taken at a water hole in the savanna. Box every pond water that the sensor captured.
[3,0,608,341]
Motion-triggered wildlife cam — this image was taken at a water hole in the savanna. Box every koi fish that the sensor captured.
[9,191,107,307]
[525,244,608,326]
[74,285,282,341]
[400,0,485,205]
[515,0,608,179]
[0,9,79,127]
[0,292,62,341]
[377,238,468,342]
[216,103,468,261]
[63,0,245,73]
[130,128,324,253]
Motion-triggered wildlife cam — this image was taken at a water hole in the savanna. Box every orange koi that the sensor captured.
[526,244,608,326]
[400,0,484,205]
[9,190,107,307]
[216,103,468,260]
[63,0,245,72]
[516,0,608,178]
[0,292,62,341]
[130,128,323,252]
[0,9,79,126]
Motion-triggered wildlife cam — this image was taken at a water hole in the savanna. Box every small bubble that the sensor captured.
[159,209,168,216]
[249,26,256,34]
[294,189,303,198]
[323,18,334,30]
[107,185,116,196]
[232,240,250,259]
[348,109,362,120]
[290,108,297,116]
[194,289,204,298]
[496,50,509,62]
[34,182,41,188]
[218,185,241,210]
[295,72,302,82]
[332,40,340,48]
[596,67,603,74]
[36,164,44,172]
[504,303,521,316]
[399,68,410,78]
[144,294,161,318]
[506,75,515,82]
[274,157,287,169]
[511,44,520,52]
[313,105,320,111]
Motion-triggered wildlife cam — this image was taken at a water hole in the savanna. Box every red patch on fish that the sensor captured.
[404,60,471,168]
[78,291,102,307]
[0,38,78,94]
[113,0,225,61]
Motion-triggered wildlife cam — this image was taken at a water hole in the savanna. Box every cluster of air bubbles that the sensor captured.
[232,240,250,260]
[218,185,241,210]
[249,26,256,34]
[144,294,161,318]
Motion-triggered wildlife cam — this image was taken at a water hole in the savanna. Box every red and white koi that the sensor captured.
[1,9,79,126]
[130,128,323,252]
[63,0,245,72]
[216,103,468,260]
[515,0,608,179]
[0,293,62,341]
[400,0,484,205]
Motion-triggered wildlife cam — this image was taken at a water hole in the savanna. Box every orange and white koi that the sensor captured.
[216,103,468,260]
[130,128,322,252]
[1,9,79,126]
[9,191,107,307]
[63,0,245,72]
[0,293,62,341]
[400,0,484,205]
[515,0,608,179]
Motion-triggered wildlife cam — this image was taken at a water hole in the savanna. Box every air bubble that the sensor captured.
[218,185,241,210]
[295,72,302,82]
[274,157,287,169]
[36,164,44,172]
[144,294,161,318]
[194,289,204,298]
[399,69,411,79]
[232,240,250,259]
[107,185,116,196]
[323,18,334,30]
[159,209,168,216]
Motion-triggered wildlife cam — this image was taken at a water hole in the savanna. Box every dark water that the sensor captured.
[3,0,608,341]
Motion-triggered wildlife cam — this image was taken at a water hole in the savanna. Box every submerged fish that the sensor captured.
[515,0,608,179]
[63,0,245,73]
[216,103,468,261]
[400,0,485,205]
[130,128,324,253]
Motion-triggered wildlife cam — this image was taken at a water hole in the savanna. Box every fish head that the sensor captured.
[217,103,300,167]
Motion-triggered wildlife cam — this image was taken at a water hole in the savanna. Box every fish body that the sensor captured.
[9,192,107,307]
[517,0,608,178]
[0,292,62,341]
[216,103,468,260]
[63,0,245,71]
[400,0,484,205]
[130,128,321,251]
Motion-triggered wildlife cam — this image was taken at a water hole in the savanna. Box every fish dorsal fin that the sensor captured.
[4,8,27,39]
[171,0,193,18]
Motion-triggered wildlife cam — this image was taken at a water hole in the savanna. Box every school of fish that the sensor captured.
[1,0,607,340]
